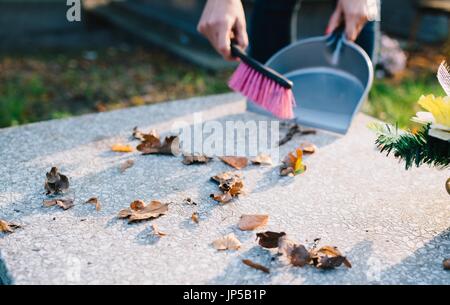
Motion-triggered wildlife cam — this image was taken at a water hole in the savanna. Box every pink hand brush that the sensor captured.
[228,42,296,120]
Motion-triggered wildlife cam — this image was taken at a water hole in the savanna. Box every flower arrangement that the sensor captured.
[370,61,450,195]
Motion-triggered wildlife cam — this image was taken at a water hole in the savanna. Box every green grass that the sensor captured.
[0,47,445,129]
[366,72,445,129]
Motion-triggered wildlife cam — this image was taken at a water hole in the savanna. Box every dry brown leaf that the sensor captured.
[277,236,311,267]
[211,172,242,184]
[191,212,199,224]
[219,156,248,170]
[443,258,450,270]
[251,153,273,166]
[43,198,74,210]
[242,259,270,274]
[256,231,286,249]
[278,124,317,146]
[85,197,101,211]
[182,154,212,165]
[44,167,69,195]
[0,219,21,234]
[210,192,233,204]
[210,172,244,204]
[120,159,134,173]
[212,233,241,251]
[446,178,450,195]
[280,148,306,177]
[151,224,167,237]
[111,144,134,153]
[310,246,352,269]
[118,200,168,223]
[299,142,317,154]
[238,215,269,231]
[136,130,180,156]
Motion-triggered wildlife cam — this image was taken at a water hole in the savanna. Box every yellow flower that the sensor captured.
[412,95,450,141]
[417,95,450,129]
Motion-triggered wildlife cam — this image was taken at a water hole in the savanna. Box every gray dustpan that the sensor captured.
[247,31,374,134]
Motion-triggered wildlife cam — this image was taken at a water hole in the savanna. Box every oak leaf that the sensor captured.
[238,215,269,231]
[182,154,212,165]
[219,156,248,170]
[251,153,273,166]
[256,231,286,249]
[212,233,241,251]
[118,200,168,223]
[43,198,74,210]
[44,167,69,195]
[85,197,101,211]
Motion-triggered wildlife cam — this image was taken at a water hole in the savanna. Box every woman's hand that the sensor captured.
[327,0,378,41]
[197,0,248,61]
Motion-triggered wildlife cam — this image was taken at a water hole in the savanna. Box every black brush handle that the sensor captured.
[230,42,293,89]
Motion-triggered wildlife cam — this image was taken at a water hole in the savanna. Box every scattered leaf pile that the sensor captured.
[210,172,244,204]
[44,167,69,195]
[258,232,351,270]
[280,148,307,176]
[219,156,248,170]
[238,215,269,231]
[43,198,74,210]
[0,219,21,234]
[182,154,212,165]
[118,200,169,223]
[85,197,101,211]
[136,129,180,156]
[212,233,241,251]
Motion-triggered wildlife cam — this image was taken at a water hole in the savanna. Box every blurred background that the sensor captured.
[0,0,449,129]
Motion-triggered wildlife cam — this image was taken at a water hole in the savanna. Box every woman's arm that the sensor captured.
[197,0,248,61]
[327,0,380,41]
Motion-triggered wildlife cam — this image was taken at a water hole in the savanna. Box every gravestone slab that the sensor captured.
[0,93,449,285]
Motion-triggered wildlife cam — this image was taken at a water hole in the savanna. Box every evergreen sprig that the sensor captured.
[369,123,450,170]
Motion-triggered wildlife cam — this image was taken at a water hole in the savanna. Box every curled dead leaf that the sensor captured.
[443,258,450,270]
[278,124,317,146]
[0,219,21,233]
[43,198,74,210]
[219,156,248,170]
[251,153,273,166]
[120,159,134,173]
[212,233,241,251]
[256,231,286,249]
[136,130,180,156]
[310,246,352,269]
[151,224,167,237]
[242,259,270,274]
[118,200,168,223]
[111,144,133,153]
[210,192,233,204]
[280,148,306,176]
[182,154,212,165]
[299,142,317,154]
[44,167,69,195]
[191,212,199,224]
[238,215,269,231]
[85,197,101,211]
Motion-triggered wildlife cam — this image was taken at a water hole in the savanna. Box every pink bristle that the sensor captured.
[229,62,296,119]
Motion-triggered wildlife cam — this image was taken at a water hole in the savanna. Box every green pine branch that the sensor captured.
[369,123,450,170]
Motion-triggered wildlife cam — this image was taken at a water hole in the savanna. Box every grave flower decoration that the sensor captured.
[370,61,450,194]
